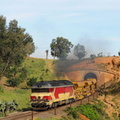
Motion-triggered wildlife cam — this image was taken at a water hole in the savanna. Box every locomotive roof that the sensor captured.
[32,80,73,88]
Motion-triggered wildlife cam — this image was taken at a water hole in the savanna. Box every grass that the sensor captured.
[64,100,110,120]
[0,88,31,110]
[23,57,57,81]
[23,58,46,79]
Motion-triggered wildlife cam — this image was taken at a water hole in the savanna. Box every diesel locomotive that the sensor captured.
[30,79,97,110]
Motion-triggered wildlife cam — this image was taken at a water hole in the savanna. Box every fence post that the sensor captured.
[81,99,82,105]
[93,93,94,99]
[31,108,33,120]
[70,102,71,107]
[54,107,57,115]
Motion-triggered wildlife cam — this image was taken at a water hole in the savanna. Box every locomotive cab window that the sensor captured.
[31,88,54,93]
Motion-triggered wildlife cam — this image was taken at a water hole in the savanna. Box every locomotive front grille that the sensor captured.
[31,102,47,108]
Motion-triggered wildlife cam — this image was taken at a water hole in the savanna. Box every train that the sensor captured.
[30,79,97,110]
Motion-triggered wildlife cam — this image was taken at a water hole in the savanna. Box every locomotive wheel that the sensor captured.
[68,99,72,103]
[69,98,75,103]
[65,100,69,104]
[51,102,58,108]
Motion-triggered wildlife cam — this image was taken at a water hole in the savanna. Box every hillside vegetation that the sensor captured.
[22,57,57,81]
[0,57,58,114]
[0,56,120,119]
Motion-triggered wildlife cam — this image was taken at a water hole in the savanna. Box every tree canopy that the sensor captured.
[90,54,96,60]
[50,37,73,60]
[74,44,86,59]
[0,15,35,77]
[118,51,120,56]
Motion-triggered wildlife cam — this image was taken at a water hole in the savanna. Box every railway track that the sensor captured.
[0,92,99,120]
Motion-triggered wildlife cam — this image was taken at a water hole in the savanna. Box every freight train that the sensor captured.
[30,79,97,110]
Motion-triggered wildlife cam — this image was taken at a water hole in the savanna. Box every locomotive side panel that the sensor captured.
[54,86,74,99]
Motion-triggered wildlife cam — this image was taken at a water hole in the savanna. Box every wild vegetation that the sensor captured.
[0,57,120,119]
[64,100,110,120]
[0,15,35,88]
[50,37,73,60]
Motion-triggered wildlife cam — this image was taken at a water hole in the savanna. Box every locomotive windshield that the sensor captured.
[31,88,54,93]
[32,88,49,93]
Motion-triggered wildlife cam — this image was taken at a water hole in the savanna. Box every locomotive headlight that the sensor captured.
[30,96,37,101]
[42,96,52,101]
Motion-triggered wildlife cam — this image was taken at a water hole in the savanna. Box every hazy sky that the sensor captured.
[1,0,120,59]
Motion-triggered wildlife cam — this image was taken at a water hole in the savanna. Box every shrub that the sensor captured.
[19,68,28,82]
[0,100,18,116]
[110,81,120,94]
[65,107,79,119]
[77,104,100,120]
[6,78,21,87]
[66,107,79,119]
[65,101,109,120]
[27,77,37,86]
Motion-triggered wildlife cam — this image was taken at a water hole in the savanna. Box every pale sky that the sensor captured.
[1,0,120,59]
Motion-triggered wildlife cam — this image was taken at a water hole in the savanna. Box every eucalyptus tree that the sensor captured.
[50,37,73,60]
[0,16,7,76]
[0,16,35,78]
[74,44,86,59]
[118,51,120,56]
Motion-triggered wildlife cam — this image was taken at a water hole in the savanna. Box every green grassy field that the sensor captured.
[0,89,31,110]
[23,57,57,81]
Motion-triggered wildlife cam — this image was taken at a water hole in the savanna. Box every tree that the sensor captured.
[0,16,7,77]
[5,67,28,87]
[118,51,120,56]
[50,37,73,60]
[0,16,35,77]
[27,77,37,87]
[74,44,86,59]
[23,33,35,56]
[97,52,103,57]
[90,54,96,60]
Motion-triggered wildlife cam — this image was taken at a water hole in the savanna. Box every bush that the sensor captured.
[77,104,100,120]
[27,77,37,86]
[66,107,79,119]
[65,100,109,120]
[19,68,28,82]
[0,100,18,116]
[6,78,21,87]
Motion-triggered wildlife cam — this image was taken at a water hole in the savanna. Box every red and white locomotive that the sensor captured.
[30,80,75,110]
[30,79,96,110]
